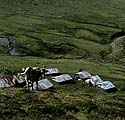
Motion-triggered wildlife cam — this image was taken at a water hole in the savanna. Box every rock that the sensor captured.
[0,36,19,56]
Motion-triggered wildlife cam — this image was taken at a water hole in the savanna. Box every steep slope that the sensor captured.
[0,0,125,59]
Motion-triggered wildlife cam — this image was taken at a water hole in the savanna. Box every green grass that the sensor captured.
[0,79,125,120]
[0,56,125,80]
[0,0,125,59]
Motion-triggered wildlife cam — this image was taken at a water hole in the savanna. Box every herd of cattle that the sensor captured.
[0,68,117,92]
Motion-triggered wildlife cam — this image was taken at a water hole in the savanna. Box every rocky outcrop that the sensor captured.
[0,36,19,56]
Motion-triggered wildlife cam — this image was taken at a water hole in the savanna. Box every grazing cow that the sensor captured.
[21,67,41,90]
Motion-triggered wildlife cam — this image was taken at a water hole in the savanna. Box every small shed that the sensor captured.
[13,75,26,84]
[74,71,92,80]
[0,76,14,88]
[86,75,103,86]
[96,81,117,92]
[45,68,60,75]
[0,79,10,88]
[12,75,26,87]
[52,74,73,83]
[33,79,53,90]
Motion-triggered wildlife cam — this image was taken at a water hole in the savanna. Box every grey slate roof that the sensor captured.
[75,71,92,79]
[46,68,59,75]
[33,79,53,90]
[52,74,72,83]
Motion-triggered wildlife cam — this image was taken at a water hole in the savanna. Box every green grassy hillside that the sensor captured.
[0,56,124,120]
[0,56,125,120]
[0,0,125,60]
